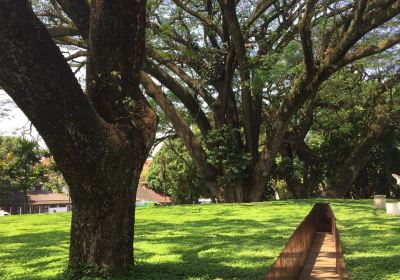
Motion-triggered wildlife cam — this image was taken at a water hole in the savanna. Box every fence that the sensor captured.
[264,203,348,280]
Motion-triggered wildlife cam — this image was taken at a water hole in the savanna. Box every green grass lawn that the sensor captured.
[0,200,399,280]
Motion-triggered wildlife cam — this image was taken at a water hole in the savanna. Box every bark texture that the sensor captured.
[0,0,157,273]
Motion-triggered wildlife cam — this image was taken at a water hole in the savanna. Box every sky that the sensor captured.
[0,90,40,140]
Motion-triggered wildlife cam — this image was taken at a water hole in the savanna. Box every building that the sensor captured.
[136,186,172,205]
[0,185,171,214]
[1,186,72,214]
[136,159,172,205]
[0,159,171,214]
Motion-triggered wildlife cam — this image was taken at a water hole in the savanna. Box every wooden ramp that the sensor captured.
[297,233,340,280]
[264,203,348,280]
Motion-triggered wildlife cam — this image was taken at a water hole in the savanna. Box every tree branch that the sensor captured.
[53,37,87,49]
[245,0,277,29]
[221,0,259,157]
[171,0,223,39]
[337,33,400,68]
[140,73,221,199]
[146,48,215,107]
[86,0,156,145]
[0,0,108,164]
[143,60,212,136]
[65,50,88,61]
[47,25,80,37]
[299,0,317,80]
[323,0,400,68]
[56,0,90,39]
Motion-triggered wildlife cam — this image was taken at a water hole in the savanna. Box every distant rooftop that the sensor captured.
[137,186,171,204]
[6,189,71,205]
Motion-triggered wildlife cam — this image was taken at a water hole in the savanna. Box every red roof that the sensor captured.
[136,187,171,204]
[27,191,71,205]
[5,190,71,205]
[3,186,170,206]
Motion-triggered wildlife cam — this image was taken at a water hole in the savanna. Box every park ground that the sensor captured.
[0,200,399,280]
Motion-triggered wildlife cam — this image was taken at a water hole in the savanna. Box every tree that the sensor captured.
[27,1,400,203]
[282,62,400,198]
[147,139,211,203]
[41,156,68,193]
[141,0,400,202]
[0,0,157,275]
[0,178,14,206]
[316,68,400,197]
[0,137,49,212]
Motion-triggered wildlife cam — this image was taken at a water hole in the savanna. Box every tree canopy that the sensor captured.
[142,0,400,201]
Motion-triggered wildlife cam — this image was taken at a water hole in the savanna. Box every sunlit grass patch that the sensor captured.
[0,200,399,279]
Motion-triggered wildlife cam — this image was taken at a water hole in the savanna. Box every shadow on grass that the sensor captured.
[2,200,398,280]
[133,218,293,280]
[0,202,312,280]
[0,217,290,280]
[0,230,69,280]
[345,255,400,280]
[328,201,400,280]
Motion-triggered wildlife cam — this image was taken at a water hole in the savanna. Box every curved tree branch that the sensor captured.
[55,0,90,39]
[0,0,108,165]
[143,60,212,136]
[299,0,317,80]
[140,72,221,199]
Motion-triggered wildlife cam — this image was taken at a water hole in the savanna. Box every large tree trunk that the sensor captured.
[68,151,146,271]
[220,182,245,203]
[0,0,157,274]
[297,142,320,198]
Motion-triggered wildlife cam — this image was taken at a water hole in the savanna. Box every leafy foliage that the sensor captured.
[147,139,210,203]
[204,125,251,185]
[0,137,66,200]
[0,137,47,191]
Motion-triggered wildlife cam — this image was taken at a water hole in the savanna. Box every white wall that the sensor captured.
[48,206,68,213]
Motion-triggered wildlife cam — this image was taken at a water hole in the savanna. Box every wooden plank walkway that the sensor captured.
[297,233,340,280]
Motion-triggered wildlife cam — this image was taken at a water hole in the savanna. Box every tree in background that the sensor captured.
[353,131,400,198]
[147,139,211,204]
[315,68,400,197]
[141,0,400,202]
[40,156,67,193]
[276,61,400,198]
[0,0,157,275]
[0,178,15,206]
[0,137,49,212]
